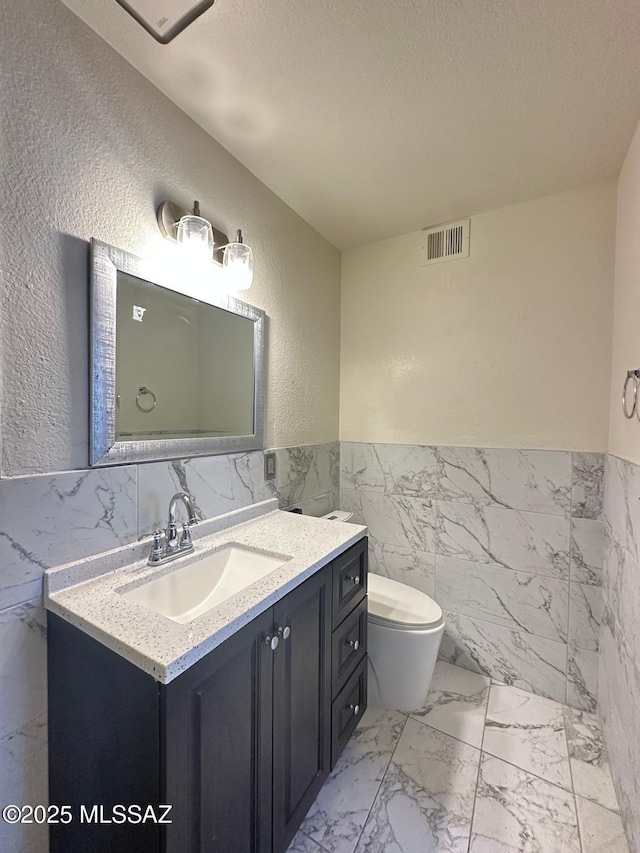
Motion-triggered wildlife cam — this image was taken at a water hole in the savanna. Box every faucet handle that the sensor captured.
[179,522,193,550]
[149,529,165,562]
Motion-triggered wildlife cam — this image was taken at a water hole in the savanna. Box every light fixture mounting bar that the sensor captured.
[115,0,215,44]
[156,200,229,263]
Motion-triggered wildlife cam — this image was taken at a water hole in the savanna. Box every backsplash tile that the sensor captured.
[0,467,137,608]
[437,447,571,515]
[266,442,339,508]
[137,451,264,536]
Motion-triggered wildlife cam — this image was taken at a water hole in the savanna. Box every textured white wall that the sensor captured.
[0,0,341,476]
[340,182,616,451]
[609,119,640,465]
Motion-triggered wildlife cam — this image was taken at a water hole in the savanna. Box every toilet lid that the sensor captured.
[367,573,443,629]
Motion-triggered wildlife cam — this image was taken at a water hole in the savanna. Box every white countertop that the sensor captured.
[44,503,367,684]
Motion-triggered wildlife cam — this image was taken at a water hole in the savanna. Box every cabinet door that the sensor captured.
[162,609,274,853]
[272,566,332,853]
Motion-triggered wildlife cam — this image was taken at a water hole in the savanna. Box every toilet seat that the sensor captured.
[367,573,443,630]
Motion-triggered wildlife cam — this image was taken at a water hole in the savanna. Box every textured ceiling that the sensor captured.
[63,0,640,248]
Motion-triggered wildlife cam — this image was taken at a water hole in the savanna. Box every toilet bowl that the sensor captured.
[367,573,445,712]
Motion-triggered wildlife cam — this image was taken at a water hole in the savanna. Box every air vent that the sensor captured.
[422,218,470,266]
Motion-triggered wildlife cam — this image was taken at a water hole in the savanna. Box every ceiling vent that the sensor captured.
[421,218,470,266]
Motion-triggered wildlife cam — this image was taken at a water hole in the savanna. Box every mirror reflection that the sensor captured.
[115,272,255,441]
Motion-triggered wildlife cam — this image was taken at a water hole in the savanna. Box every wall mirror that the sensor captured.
[90,239,265,466]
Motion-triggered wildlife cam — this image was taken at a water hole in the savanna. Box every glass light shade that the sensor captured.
[223,241,254,291]
[176,214,214,266]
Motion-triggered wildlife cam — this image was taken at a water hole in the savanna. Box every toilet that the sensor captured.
[320,510,445,713]
[367,573,445,712]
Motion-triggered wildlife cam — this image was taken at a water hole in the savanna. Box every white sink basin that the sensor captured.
[122,545,290,624]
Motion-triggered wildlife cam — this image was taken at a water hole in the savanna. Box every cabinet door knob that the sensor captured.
[349,703,361,716]
[348,638,360,651]
[348,574,361,585]
[278,626,291,640]
[265,635,279,651]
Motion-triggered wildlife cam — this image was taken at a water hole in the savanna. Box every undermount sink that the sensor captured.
[122,545,291,624]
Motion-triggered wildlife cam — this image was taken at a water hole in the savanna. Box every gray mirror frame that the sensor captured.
[90,238,265,466]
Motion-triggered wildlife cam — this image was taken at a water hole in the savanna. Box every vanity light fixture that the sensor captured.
[115,0,215,44]
[157,199,254,291]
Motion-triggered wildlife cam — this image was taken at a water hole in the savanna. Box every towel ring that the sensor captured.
[622,371,639,419]
[136,386,157,413]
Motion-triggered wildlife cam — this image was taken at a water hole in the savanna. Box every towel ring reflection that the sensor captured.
[622,370,640,419]
[136,386,157,413]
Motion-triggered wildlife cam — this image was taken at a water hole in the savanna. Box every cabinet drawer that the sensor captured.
[332,538,368,629]
[332,598,367,698]
[331,656,368,768]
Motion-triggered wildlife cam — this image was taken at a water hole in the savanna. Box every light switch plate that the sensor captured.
[264,452,276,481]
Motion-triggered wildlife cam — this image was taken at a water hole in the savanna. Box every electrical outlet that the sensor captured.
[264,452,276,481]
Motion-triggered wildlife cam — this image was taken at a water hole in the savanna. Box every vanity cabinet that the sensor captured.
[48,537,367,853]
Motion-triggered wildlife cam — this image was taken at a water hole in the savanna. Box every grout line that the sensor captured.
[562,704,584,852]
[350,713,409,853]
[465,677,493,852]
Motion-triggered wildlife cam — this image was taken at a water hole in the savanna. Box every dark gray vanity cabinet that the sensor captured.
[48,538,367,853]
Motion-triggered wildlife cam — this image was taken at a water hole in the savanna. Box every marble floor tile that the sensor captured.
[563,706,619,812]
[469,754,580,852]
[301,707,406,853]
[483,684,571,789]
[355,718,480,853]
[575,795,630,853]
[0,715,48,853]
[286,829,326,853]
[410,662,490,749]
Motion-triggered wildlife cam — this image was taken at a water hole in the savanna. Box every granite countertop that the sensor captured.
[44,502,366,684]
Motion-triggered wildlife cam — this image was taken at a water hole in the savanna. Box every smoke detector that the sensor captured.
[116,0,215,43]
[421,218,470,266]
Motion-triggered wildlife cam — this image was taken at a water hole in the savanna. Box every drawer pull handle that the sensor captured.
[265,635,279,651]
[349,703,361,716]
[278,626,291,640]
[347,575,361,585]
[348,639,360,651]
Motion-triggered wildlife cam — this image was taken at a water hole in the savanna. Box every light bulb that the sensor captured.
[223,230,253,291]
[176,214,214,266]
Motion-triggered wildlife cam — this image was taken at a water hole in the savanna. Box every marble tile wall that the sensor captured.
[341,443,605,708]
[599,454,640,851]
[0,441,336,852]
[265,441,340,517]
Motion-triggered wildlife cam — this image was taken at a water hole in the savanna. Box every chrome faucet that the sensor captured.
[148,492,199,565]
